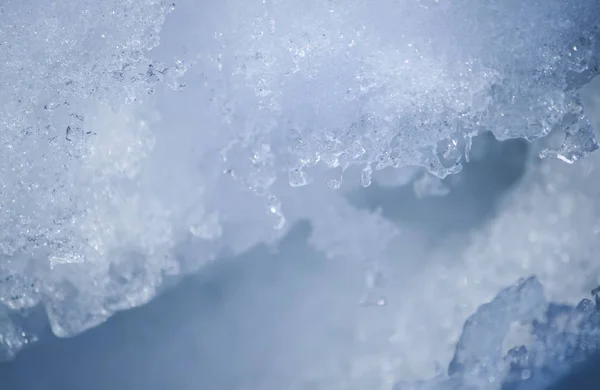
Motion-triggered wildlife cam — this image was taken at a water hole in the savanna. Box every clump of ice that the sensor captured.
[1,0,600,371]
[393,278,600,390]
[0,0,188,342]
[198,0,600,186]
[447,277,547,388]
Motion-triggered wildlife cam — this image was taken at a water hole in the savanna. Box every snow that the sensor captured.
[1,0,600,388]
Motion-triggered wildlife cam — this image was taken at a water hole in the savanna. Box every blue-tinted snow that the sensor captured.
[1,135,599,390]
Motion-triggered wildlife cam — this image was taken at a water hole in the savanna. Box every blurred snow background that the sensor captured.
[1,0,600,389]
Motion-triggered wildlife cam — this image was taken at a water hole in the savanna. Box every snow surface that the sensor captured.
[1,0,600,388]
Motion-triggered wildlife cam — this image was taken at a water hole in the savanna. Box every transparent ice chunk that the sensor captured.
[448,277,547,387]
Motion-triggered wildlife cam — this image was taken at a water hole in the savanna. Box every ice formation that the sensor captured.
[1,0,600,387]
[393,278,600,390]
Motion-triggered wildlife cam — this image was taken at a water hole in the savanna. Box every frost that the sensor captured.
[200,0,600,187]
[0,0,188,343]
